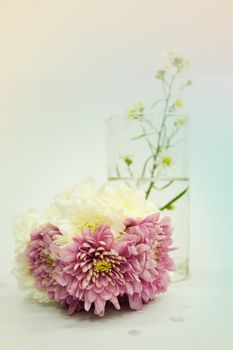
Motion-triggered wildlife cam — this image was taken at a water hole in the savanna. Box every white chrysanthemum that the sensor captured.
[49,179,120,244]
[100,182,157,218]
[50,179,157,245]
[13,209,51,303]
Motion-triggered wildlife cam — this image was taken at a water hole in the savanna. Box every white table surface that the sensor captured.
[0,271,232,350]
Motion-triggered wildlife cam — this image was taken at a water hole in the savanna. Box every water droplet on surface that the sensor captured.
[128,329,141,336]
[170,316,186,322]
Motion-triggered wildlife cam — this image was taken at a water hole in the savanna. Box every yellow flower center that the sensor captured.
[46,255,55,266]
[175,116,187,126]
[151,250,157,260]
[162,156,172,166]
[175,98,183,108]
[40,250,55,266]
[83,223,99,231]
[79,220,105,234]
[93,260,112,273]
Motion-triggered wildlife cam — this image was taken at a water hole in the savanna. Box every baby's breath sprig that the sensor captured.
[119,51,192,208]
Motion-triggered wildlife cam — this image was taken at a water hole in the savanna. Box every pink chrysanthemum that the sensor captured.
[59,224,143,316]
[119,213,175,309]
[26,224,61,292]
[26,224,83,313]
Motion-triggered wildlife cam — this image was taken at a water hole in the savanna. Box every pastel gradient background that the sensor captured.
[0,0,233,278]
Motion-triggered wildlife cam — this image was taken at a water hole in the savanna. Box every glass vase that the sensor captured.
[106,113,190,282]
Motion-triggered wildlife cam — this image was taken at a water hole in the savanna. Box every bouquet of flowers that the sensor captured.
[13,179,175,317]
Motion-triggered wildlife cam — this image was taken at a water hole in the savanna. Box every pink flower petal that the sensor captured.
[94,297,106,317]
[110,296,121,310]
[128,294,142,311]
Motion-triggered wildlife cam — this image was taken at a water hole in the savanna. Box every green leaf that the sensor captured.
[131,133,146,140]
[160,187,189,211]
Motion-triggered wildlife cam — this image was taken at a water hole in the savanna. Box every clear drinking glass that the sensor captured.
[106,113,190,282]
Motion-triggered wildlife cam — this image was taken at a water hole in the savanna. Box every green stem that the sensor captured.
[127,165,134,178]
[151,98,164,109]
[145,75,176,199]
[153,179,174,191]
[159,187,189,211]
[115,165,121,178]
[145,182,154,199]
[137,155,154,186]
[140,120,154,153]
[165,126,180,148]
[144,119,158,133]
